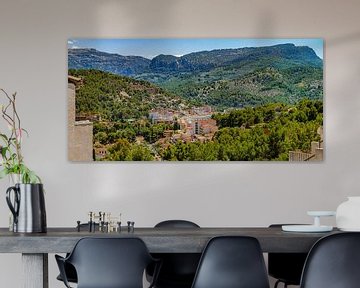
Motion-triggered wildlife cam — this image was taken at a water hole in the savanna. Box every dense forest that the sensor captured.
[100,100,322,161]
[159,100,322,161]
[90,104,322,161]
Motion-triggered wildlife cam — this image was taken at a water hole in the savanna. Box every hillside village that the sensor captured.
[93,105,218,160]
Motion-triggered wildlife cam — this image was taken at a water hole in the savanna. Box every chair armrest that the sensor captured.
[149,258,162,288]
[55,254,72,288]
[145,261,155,282]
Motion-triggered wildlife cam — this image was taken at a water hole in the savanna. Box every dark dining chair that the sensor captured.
[268,224,308,288]
[300,232,360,288]
[191,236,270,288]
[56,223,99,284]
[55,237,161,288]
[147,220,201,288]
[56,262,77,284]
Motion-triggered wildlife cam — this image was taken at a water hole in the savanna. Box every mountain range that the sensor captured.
[69,44,321,76]
[68,44,323,109]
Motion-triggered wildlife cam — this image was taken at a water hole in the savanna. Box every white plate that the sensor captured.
[282,225,333,232]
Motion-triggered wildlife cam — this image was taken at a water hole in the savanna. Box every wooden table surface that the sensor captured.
[0,226,339,253]
[0,226,340,288]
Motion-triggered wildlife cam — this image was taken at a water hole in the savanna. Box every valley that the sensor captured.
[68,43,323,161]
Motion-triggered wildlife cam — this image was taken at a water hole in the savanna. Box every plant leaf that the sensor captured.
[0,133,8,141]
[0,168,9,179]
[21,128,29,137]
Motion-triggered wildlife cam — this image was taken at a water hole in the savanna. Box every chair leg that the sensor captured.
[274,280,289,288]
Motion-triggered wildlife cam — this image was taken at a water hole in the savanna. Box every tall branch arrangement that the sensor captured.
[0,88,40,183]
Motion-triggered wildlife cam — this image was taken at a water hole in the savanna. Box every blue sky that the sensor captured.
[68,38,323,59]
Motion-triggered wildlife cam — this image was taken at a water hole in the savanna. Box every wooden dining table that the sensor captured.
[0,226,339,288]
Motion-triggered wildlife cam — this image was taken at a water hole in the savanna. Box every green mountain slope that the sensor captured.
[69,69,187,120]
[68,48,151,76]
[68,43,323,110]
[159,65,323,109]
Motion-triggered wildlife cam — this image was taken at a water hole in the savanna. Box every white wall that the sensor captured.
[1,0,360,287]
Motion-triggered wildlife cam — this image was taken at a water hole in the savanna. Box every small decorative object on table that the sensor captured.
[0,89,46,233]
[282,211,335,232]
[80,211,122,232]
[336,196,360,231]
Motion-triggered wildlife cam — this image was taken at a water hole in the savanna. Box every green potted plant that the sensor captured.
[0,89,40,183]
[0,88,46,233]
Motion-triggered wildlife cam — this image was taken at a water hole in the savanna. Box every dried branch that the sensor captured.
[0,88,39,182]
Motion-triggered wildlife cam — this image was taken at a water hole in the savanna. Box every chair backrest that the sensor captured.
[155,220,200,228]
[151,220,201,286]
[300,232,360,288]
[191,236,270,288]
[67,237,154,288]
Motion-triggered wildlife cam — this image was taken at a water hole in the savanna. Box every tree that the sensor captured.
[126,145,153,161]
[107,139,132,161]
[94,132,108,144]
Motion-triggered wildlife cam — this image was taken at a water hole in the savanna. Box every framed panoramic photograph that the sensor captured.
[67,38,323,162]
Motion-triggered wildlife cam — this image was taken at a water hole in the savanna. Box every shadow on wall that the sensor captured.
[93,0,181,36]
[255,10,277,37]
[327,31,360,47]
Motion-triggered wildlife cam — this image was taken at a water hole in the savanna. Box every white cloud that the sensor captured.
[67,39,80,49]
